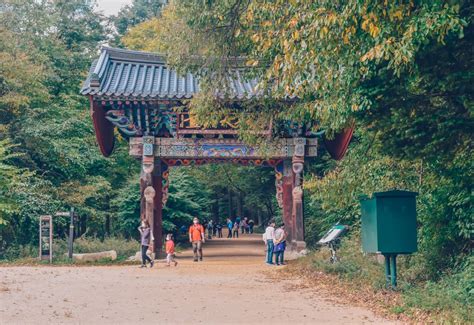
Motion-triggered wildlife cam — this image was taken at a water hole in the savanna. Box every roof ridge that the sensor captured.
[101,46,166,64]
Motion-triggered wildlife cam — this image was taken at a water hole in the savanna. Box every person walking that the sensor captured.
[248,219,255,234]
[207,220,213,240]
[165,233,178,267]
[262,220,276,265]
[213,222,217,237]
[232,220,239,238]
[273,223,287,266]
[216,222,223,238]
[189,217,205,262]
[244,217,250,234]
[226,218,233,238]
[138,220,154,268]
[241,218,247,234]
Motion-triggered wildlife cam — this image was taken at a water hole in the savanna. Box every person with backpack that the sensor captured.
[232,220,239,238]
[248,219,255,234]
[189,217,205,262]
[226,218,233,238]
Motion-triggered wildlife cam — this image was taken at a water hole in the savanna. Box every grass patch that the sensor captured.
[0,237,141,265]
[401,255,473,324]
[289,237,473,324]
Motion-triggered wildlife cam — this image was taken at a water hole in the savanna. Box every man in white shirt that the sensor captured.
[262,220,276,265]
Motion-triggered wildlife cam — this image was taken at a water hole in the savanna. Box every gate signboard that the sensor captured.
[39,215,53,263]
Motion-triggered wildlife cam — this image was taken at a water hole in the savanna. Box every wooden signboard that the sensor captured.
[39,215,53,263]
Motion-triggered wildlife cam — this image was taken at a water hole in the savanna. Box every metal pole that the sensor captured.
[39,218,42,260]
[390,254,397,288]
[49,217,53,264]
[68,207,74,259]
[384,254,391,288]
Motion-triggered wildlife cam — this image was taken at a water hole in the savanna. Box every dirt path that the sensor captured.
[0,234,400,324]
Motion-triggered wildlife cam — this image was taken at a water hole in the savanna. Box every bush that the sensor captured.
[302,236,473,323]
[1,244,38,261]
[0,237,140,263]
[68,237,139,261]
[310,236,386,289]
[402,255,474,324]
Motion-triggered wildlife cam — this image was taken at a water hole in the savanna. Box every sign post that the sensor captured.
[39,215,53,263]
[55,209,76,260]
[68,207,74,259]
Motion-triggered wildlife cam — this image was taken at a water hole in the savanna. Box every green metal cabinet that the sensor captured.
[360,190,418,254]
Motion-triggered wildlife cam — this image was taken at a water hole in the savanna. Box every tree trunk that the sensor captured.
[105,214,110,237]
[236,191,243,217]
[227,188,233,217]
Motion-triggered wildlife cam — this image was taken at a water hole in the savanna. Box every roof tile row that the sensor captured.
[81,47,261,100]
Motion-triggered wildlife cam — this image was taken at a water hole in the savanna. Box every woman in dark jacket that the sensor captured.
[138,220,154,268]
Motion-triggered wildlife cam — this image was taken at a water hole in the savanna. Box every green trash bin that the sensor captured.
[360,190,418,288]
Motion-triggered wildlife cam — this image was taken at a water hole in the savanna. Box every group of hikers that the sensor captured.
[138,217,287,268]
[179,217,255,239]
[216,217,255,239]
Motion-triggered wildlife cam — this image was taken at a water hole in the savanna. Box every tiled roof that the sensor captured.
[81,47,262,100]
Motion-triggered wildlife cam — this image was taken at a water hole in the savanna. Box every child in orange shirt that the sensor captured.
[165,234,178,267]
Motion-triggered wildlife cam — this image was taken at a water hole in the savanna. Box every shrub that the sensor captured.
[402,255,474,323]
[72,237,139,260]
[0,237,140,263]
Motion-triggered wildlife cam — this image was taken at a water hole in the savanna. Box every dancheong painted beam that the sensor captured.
[129,137,317,159]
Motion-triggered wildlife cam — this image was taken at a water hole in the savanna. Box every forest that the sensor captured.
[0,0,472,322]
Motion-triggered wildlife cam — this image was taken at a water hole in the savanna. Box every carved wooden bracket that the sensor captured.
[274,162,284,208]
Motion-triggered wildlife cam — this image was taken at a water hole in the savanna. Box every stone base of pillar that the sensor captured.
[284,241,309,260]
[289,240,307,252]
[294,240,307,251]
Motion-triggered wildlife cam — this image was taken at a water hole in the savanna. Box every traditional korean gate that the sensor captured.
[81,47,353,254]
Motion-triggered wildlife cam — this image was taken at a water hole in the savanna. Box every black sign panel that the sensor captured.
[39,216,52,262]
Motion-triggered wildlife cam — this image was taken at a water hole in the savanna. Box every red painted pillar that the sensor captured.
[282,160,294,242]
[89,97,114,157]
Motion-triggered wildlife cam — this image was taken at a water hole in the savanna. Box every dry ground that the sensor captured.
[0,234,402,324]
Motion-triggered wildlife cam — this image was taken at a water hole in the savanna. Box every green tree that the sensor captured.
[0,0,136,252]
[111,0,166,45]
[122,0,473,279]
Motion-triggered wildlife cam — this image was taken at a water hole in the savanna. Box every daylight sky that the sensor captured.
[96,0,132,16]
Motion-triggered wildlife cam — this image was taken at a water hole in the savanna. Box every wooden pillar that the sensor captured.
[144,185,156,238]
[282,160,294,242]
[291,138,306,251]
[293,186,304,243]
[139,172,147,221]
[140,136,164,256]
[152,161,164,257]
